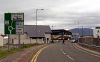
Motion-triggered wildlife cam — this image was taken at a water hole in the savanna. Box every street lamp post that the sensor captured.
[51,25,54,43]
[35,9,44,43]
[82,26,83,37]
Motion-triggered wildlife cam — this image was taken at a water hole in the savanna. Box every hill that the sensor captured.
[69,28,93,36]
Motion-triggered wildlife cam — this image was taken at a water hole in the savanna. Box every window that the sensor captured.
[97,36,99,38]
[97,30,99,33]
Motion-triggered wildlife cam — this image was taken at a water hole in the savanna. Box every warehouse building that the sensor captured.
[9,25,51,44]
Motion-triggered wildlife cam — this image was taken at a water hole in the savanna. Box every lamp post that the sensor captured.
[77,20,80,43]
[51,25,54,43]
[82,26,83,37]
[35,9,44,43]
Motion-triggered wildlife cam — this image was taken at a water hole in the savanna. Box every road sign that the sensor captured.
[4,13,24,34]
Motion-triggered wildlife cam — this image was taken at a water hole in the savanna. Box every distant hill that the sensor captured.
[69,28,93,36]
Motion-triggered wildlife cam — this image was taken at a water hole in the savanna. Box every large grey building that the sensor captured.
[9,25,51,44]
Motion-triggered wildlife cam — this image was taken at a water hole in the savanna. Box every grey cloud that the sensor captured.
[0,0,100,33]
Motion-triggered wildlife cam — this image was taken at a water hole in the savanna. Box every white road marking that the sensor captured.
[60,49,66,55]
[73,44,100,57]
[66,55,74,61]
[60,49,74,61]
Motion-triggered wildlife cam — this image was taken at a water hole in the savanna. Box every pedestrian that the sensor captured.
[62,40,65,44]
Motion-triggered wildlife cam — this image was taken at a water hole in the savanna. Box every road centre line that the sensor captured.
[60,49,74,61]
[60,49,66,55]
[31,46,48,62]
[66,55,74,61]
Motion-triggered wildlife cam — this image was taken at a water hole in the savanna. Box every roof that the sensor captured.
[51,29,72,35]
[24,25,51,38]
[96,27,100,29]
[0,35,6,37]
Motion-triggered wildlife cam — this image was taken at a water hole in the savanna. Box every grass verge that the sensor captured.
[0,48,22,59]
[0,43,41,59]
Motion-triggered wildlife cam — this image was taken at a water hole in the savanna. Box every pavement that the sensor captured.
[0,44,46,62]
[74,43,100,56]
[33,41,100,62]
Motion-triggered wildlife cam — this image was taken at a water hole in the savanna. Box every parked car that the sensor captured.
[71,39,78,43]
[71,39,76,43]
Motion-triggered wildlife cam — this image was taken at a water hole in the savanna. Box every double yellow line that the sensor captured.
[31,46,48,62]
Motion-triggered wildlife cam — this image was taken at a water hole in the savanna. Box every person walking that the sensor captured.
[62,40,65,44]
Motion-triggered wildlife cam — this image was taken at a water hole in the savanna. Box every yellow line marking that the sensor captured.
[31,46,48,62]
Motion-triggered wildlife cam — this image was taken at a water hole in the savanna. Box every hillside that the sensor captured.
[69,28,93,36]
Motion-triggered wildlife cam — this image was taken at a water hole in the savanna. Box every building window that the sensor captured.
[97,30,99,33]
[97,36,99,38]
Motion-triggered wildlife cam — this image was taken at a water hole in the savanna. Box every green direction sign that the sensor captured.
[4,13,16,34]
[4,13,24,34]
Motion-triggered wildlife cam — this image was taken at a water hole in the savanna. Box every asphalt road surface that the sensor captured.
[37,41,100,62]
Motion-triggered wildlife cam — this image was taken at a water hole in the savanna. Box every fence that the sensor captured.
[79,37,100,46]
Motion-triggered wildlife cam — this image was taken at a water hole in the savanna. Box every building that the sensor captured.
[9,25,51,44]
[0,35,4,46]
[0,35,8,46]
[24,25,51,43]
[93,27,100,38]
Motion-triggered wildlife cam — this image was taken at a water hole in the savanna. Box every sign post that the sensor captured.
[4,13,24,48]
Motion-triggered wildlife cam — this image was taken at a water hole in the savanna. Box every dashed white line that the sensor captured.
[60,49,74,61]
[66,55,74,61]
[60,49,66,55]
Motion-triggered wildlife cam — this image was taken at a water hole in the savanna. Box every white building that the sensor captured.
[93,27,100,38]
[0,35,8,46]
[0,35,4,46]
[9,25,51,44]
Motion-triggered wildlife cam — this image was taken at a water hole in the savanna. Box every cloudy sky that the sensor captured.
[0,0,100,34]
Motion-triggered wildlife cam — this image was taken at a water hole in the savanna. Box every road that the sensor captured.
[0,45,45,62]
[34,40,100,62]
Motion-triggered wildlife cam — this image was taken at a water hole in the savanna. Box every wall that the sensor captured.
[0,36,3,46]
[9,33,51,44]
[45,34,51,43]
[79,37,100,46]
[3,38,8,45]
[9,34,27,40]
[11,38,44,44]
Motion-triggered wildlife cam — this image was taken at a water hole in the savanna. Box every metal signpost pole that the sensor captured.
[78,20,80,43]
[8,34,10,51]
[63,31,64,44]
[18,34,21,48]
[51,25,54,43]
[82,26,83,37]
